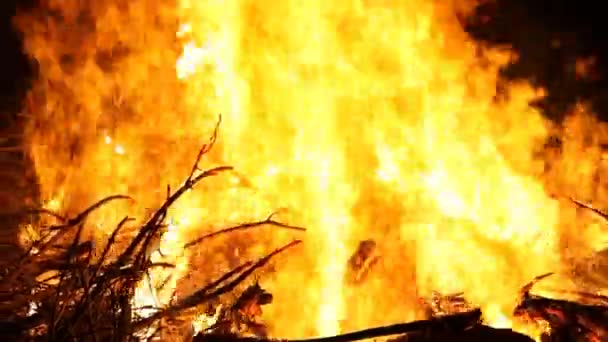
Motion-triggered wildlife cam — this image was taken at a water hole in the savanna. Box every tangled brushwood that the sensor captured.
[0,120,306,341]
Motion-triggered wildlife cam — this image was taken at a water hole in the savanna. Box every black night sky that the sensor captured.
[467,0,608,122]
[0,0,31,122]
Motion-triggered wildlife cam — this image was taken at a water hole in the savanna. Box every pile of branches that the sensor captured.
[0,121,306,341]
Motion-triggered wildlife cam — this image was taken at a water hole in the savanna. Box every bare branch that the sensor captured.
[184,216,305,249]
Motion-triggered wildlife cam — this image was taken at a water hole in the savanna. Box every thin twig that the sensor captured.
[119,165,232,267]
[49,194,133,230]
[203,240,302,300]
[184,215,305,249]
[569,197,608,222]
[26,207,67,222]
[188,115,222,182]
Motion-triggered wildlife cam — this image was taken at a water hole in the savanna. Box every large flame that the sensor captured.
[13,0,608,339]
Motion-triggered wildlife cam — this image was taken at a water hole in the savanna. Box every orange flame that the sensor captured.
[13,0,608,339]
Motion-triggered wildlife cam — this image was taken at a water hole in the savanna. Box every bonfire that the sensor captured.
[4,0,608,341]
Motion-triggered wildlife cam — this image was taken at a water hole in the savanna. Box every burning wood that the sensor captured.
[420,291,476,318]
[514,272,608,341]
[0,133,305,341]
[388,325,535,342]
[13,0,608,341]
[5,144,607,342]
[194,308,484,342]
[201,282,273,337]
[344,239,380,285]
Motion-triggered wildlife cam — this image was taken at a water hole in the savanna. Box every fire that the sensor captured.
[13,0,608,340]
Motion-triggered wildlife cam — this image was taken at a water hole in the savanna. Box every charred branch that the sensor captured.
[193,309,483,342]
[515,272,608,341]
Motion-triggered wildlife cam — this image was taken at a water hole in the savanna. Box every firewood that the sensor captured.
[194,309,482,342]
[344,239,380,285]
[515,272,608,341]
[388,325,534,342]
[205,282,273,337]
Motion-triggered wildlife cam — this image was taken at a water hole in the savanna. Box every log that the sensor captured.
[194,309,483,342]
[389,325,534,342]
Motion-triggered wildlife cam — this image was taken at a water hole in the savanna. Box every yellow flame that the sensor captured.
[15,0,608,340]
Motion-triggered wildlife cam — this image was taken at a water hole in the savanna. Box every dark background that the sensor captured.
[465,0,608,122]
[0,0,31,125]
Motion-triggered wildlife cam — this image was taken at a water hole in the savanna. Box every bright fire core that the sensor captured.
[15,0,608,340]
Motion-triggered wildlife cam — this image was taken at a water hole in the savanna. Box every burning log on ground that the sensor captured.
[194,308,484,342]
[191,307,531,342]
[189,264,534,342]
[388,325,535,342]
[514,272,608,341]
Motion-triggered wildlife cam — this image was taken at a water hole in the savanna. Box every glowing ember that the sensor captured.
[13,0,608,340]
